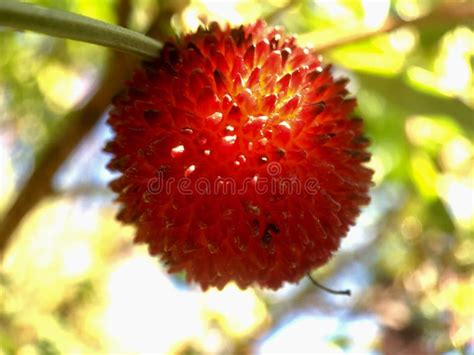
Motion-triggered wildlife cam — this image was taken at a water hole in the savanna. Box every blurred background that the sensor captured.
[0,0,473,353]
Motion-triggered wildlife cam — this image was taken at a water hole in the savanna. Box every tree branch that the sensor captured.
[0,2,172,258]
[305,1,474,52]
[0,57,131,259]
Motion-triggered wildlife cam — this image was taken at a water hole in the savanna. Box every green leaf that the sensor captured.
[356,73,474,133]
[426,198,456,234]
[35,339,61,355]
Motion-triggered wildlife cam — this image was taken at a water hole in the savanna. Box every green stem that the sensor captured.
[0,1,162,58]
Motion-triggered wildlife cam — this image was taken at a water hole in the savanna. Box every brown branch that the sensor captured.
[0,56,131,258]
[0,1,168,258]
[308,1,474,52]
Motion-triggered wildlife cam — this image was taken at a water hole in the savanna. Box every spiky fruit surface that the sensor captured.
[106,21,373,290]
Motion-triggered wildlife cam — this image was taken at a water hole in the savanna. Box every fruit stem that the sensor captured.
[307,273,351,296]
[0,1,162,59]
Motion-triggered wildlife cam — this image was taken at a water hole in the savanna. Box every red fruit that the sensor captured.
[105,21,373,290]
